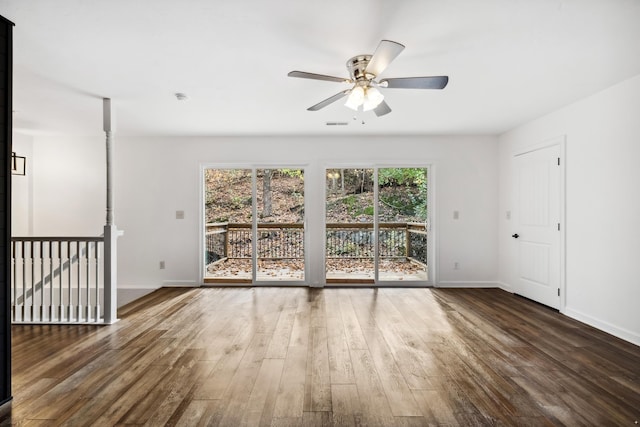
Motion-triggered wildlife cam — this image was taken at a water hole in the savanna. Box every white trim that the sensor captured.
[436,281,501,288]
[373,167,379,283]
[117,286,159,308]
[162,280,198,287]
[564,307,640,347]
[496,281,514,293]
[251,169,257,281]
[429,163,437,285]
[512,134,566,157]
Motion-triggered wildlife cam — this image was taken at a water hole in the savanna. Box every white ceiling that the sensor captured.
[2,0,640,136]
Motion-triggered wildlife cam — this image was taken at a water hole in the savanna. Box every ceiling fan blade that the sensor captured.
[307,90,350,111]
[373,100,392,117]
[380,76,449,89]
[288,71,351,83]
[364,40,405,77]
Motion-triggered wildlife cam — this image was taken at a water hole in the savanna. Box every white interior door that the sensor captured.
[513,144,562,309]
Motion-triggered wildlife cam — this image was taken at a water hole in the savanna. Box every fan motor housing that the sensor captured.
[347,55,375,81]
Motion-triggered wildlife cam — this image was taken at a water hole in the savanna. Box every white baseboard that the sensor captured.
[117,287,159,308]
[563,307,640,347]
[162,280,199,288]
[496,281,514,293]
[117,282,198,308]
[436,281,500,288]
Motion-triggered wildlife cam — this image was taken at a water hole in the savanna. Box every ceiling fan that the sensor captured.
[288,40,448,117]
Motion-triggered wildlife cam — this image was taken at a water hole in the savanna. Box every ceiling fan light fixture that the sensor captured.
[344,86,365,110]
[362,86,384,111]
[288,40,448,116]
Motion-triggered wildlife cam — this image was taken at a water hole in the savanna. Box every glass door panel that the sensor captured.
[377,168,429,282]
[204,168,253,282]
[256,169,305,281]
[325,168,375,283]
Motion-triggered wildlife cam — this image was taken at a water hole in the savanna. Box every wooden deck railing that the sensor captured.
[205,222,428,267]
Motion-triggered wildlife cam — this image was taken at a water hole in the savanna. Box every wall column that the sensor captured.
[103,98,118,323]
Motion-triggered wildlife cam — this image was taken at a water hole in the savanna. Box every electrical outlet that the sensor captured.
[454,262,460,270]
[159,261,165,269]
[176,210,185,219]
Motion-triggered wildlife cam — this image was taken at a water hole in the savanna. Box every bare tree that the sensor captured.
[262,169,273,217]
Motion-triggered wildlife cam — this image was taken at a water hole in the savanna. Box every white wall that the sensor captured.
[22,135,499,304]
[498,73,640,346]
[30,134,105,236]
[11,132,33,235]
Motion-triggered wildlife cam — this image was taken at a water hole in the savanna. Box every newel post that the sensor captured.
[103,98,118,323]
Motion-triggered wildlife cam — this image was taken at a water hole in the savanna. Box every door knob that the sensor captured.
[512,233,519,239]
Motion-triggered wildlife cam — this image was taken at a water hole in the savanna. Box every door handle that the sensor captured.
[512,233,519,239]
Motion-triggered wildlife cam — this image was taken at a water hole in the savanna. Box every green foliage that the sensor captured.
[378,168,428,220]
[378,168,426,187]
[278,169,304,180]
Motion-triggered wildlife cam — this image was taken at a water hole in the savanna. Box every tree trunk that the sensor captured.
[262,169,272,217]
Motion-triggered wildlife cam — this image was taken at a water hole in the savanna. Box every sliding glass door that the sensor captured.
[325,168,375,282]
[256,169,305,282]
[377,168,428,282]
[204,168,253,282]
[203,167,305,283]
[325,166,429,284]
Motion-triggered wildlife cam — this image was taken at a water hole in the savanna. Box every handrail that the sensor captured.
[204,222,427,262]
[206,222,424,230]
[12,236,104,242]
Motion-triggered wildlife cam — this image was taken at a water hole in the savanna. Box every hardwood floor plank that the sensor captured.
[302,411,333,426]
[273,346,307,419]
[360,292,436,390]
[349,349,397,427]
[310,327,332,412]
[338,293,368,350]
[325,313,355,385]
[217,332,272,426]
[331,384,361,427]
[8,287,640,426]
[174,399,211,427]
[411,388,457,425]
[242,358,285,426]
[360,327,421,416]
[192,318,256,400]
[265,306,297,359]
[122,354,215,425]
[270,417,303,426]
[68,364,168,425]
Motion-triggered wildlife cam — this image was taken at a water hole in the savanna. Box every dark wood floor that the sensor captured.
[3,287,640,426]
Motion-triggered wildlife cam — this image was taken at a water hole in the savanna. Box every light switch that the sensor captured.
[176,210,185,219]
[506,210,511,220]
[453,210,459,220]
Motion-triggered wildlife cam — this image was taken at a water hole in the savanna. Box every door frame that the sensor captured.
[511,135,566,311]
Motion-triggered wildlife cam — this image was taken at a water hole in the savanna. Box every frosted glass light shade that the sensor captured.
[362,86,384,111]
[344,86,365,110]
